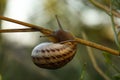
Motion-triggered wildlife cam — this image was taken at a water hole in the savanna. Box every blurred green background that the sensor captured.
[0,0,120,80]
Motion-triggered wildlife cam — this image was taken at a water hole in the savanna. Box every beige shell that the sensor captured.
[31,41,77,69]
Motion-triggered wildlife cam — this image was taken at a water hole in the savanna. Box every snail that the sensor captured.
[31,16,77,69]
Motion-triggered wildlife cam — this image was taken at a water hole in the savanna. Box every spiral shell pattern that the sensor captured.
[31,41,77,69]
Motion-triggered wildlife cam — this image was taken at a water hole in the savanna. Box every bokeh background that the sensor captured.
[0,0,120,80]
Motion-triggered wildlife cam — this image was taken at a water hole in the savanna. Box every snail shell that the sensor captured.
[31,41,77,69]
[31,16,77,69]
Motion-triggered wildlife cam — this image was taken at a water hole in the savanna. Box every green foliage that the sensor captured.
[0,0,7,74]
[113,74,120,80]
[103,52,112,64]
[109,0,120,51]
[103,52,120,79]
[0,0,7,15]
[99,0,120,10]
[0,74,2,80]
[112,0,120,9]
[79,63,87,80]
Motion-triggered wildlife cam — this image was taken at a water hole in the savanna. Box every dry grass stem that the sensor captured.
[0,28,39,33]
[75,38,119,56]
[82,32,111,80]
[0,16,53,35]
[89,0,120,18]
[0,15,120,56]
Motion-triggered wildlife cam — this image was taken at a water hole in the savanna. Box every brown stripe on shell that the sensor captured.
[41,49,45,53]
[46,49,50,53]
[37,46,65,55]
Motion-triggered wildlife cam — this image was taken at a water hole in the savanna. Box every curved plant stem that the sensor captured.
[0,15,120,56]
[0,28,39,33]
[89,0,120,18]
[110,1,120,51]
[110,16,120,49]
[81,32,111,80]
[0,16,53,35]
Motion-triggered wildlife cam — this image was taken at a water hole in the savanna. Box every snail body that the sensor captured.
[31,16,77,69]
